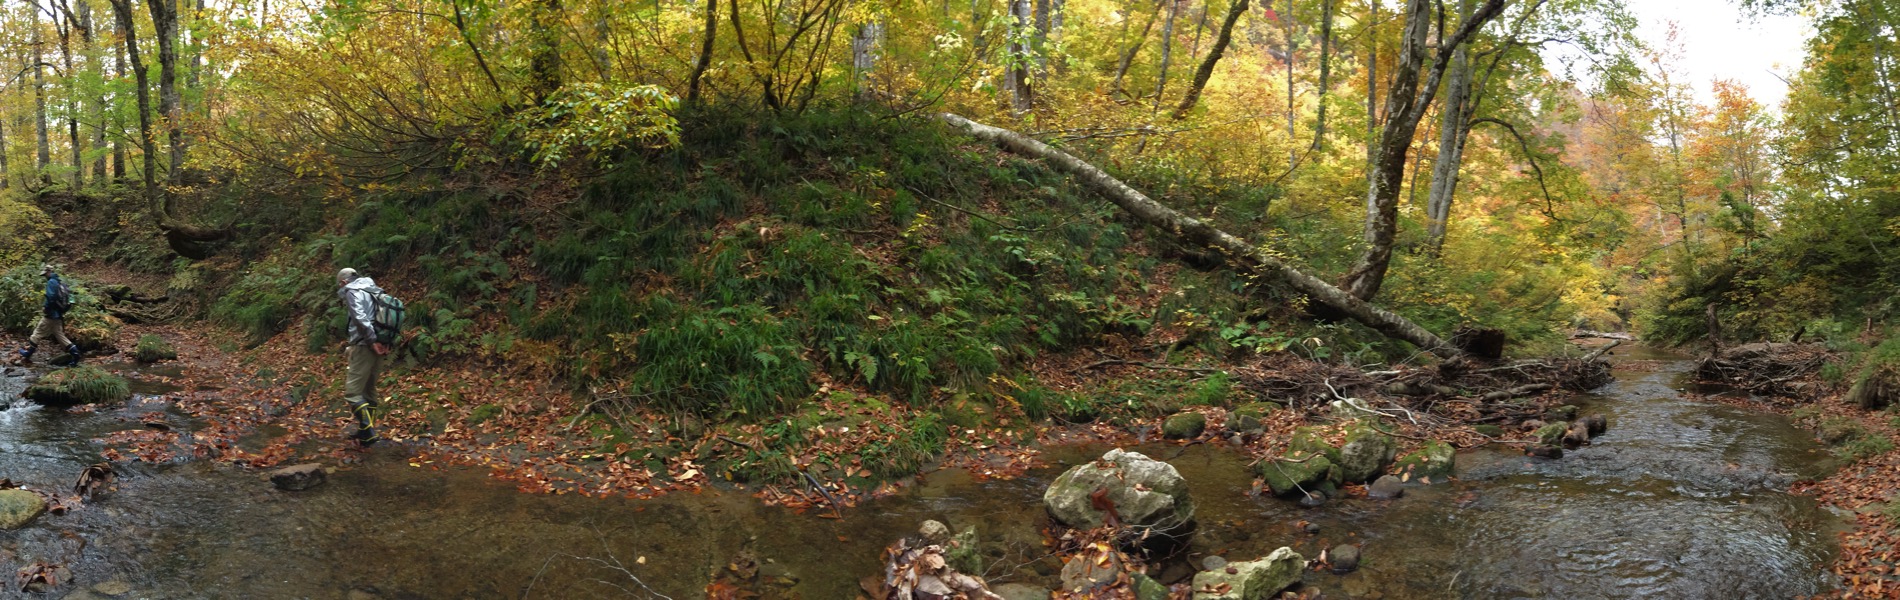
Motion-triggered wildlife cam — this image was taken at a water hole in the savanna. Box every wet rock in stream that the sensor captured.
[1328,544,1361,574]
[1190,547,1304,600]
[0,488,47,529]
[1044,449,1193,539]
[268,464,328,491]
[1366,475,1404,499]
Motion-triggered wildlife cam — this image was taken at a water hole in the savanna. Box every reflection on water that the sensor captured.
[0,353,1842,599]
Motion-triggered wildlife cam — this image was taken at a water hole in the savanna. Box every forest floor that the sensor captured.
[49,319,1605,518]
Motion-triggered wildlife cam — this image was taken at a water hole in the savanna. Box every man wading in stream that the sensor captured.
[337,268,401,446]
[16,264,80,366]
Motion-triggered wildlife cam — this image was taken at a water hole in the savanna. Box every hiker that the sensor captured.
[337,268,391,445]
[18,264,79,366]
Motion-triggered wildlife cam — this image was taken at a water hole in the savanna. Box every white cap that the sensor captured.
[336,268,358,286]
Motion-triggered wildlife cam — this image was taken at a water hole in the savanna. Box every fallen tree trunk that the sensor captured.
[940,113,1463,359]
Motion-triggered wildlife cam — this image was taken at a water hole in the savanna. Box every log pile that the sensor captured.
[1693,342,1833,398]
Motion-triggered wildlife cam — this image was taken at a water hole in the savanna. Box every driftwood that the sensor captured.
[1693,342,1831,398]
[941,113,1465,360]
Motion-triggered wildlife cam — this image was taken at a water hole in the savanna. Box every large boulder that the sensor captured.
[1336,424,1398,483]
[1190,547,1304,600]
[1393,440,1456,480]
[1044,449,1194,537]
[0,489,46,529]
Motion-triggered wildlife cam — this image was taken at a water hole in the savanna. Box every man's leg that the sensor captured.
[48,319,77,364]
[344,344,381,443]
[23,318,54,364]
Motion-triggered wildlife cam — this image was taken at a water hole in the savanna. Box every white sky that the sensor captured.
[1627,0,1812,109]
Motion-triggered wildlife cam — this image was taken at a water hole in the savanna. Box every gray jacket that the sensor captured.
[339,277,383,346]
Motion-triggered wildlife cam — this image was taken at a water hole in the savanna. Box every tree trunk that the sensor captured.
[108,0,155,207]
[1170,0,1246,120]
[941,113,1464,358]
[1283,0,1294,163]
[1341,0,1506,301]
[111,17,124,182]
[850,21,881,97]
[1110,0,1163,100]
[1004,0,1033,114]
[31,1,51,180]
[1364,0,1376,184]
[1151,0,1178,113]
[1423,0,1477,257]
[529,0,562,104]
[1033,0,1049,74]
[1310,0,1333,150]
[149,0,184,184]
[78,0,106,185]
[686,0,717,105]
[56,1,81,190]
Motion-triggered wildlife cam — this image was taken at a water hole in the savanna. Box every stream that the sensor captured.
[0,346,1845,599]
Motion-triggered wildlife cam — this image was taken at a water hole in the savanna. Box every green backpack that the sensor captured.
[370,292,405,345]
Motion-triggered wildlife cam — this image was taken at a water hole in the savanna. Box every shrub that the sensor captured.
[134,334,177,363]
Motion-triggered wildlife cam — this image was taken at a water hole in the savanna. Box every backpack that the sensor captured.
[49,278,72,314]
[369,292,405,345]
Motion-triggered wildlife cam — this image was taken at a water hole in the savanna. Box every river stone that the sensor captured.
[992,583,1051,600]
[1133,572,1170,600]
[1229,402,1279,433]
[1580,414,1608,437]
[1163,412,1208,439]
[1473,424,1505,437]
[1526,444,1563,459]
[1044,449,1193,536]
[1060,547,1122,593]
[1258,452,1340,498]
[92,580,133,596]
[919,519,951,545]
[1367,475,1404,499]
[1337,425,1398,483]
[1202,555,1229,571]
[1394,440,1456,480]
[269,463,327,491]
[0,489,46,529]
[1329,544,1361,574]
[1189,547,1304,600]
[1297,491,1326,508]
[1533,422,1571,447]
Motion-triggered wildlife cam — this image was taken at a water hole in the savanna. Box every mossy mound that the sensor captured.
[1394,440,1456,480]
[1229,402,1279,433]
[23,366,131,406]
[135,334,178,363]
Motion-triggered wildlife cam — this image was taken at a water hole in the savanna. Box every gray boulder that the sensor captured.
[1044,449,1193,537]
[0,489,46,529]
[1163,412,1208,439]
[1190,547,1304,600]
[1336,424,1398,483]
[992,583,1051,600]
[1367,475,1404,499]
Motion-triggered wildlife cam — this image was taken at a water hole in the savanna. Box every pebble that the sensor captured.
[1201,555,1227,571]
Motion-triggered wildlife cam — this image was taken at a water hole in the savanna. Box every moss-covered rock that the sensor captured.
[0,489,45,529]
[1336,424,1398,483]
[1546,405,1579,422]
[1258,451,1340,498]
[942,396,994,430]
[1189,547,1304,600]
[1288,426,1341,462]
[1162,412,1207,439]
[1229,402,1279,433]
[23,366,131,406]
[1393,440,1456,480]
[1534,421,1571,447]
[134,334,177,363]
[945,525,982,574]
[1473,424,1505,437]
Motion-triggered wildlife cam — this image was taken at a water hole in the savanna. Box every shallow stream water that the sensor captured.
[0,347,1844,599]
